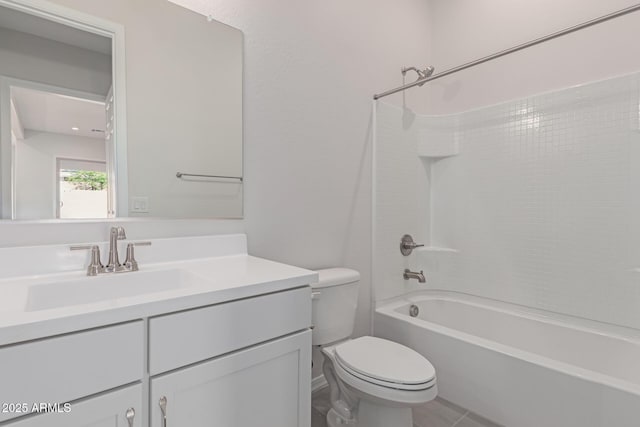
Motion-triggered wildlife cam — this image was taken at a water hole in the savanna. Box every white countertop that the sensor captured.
[0,234,317,346]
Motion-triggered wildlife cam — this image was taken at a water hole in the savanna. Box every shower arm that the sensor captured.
[402,66,435,86]
[373,3,640,100]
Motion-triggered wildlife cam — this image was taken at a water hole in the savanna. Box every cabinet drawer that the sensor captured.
[149,287,311,374]
[0,321,144,422]
[5,383,142,427]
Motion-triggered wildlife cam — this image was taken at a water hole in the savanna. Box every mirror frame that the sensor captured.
[0,0,128,219]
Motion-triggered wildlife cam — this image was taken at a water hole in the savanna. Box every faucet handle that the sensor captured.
[123,241,151,272]
[70,244,95,250]
[70,245,104,276]
[400,234,425,256]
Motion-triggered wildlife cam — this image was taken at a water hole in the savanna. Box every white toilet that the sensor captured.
[312,268,437,427]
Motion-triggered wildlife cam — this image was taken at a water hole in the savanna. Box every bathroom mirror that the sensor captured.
[0,0,243,220]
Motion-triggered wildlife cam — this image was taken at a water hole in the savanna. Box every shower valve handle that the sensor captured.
[400,234,424,256]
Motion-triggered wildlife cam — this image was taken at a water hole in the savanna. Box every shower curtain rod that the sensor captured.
[373,3,640,100]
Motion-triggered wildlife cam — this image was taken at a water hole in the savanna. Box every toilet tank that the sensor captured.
[311,268,360,345]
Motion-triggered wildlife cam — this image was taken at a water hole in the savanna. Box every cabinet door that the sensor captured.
[151,330,311,427]
[0,321,144,423]
[5,384,142,427]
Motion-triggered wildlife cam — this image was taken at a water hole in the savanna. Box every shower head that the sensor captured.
[401,65,435,86]
[423,66,435,77]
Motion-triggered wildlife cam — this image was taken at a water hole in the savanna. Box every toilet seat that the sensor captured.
[324,340,438,407]
[334,337,436,391]
[337,360,436,391]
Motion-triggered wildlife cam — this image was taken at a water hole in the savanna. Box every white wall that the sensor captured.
[373,101,432,303]
[14,131,105,219]
[167,0,433,332]
[0,218,245,247]
[427,75,640,329]
[423,0,640,328]
[427,0,640,113]
[168,0,433,378]
[0,27,111,96]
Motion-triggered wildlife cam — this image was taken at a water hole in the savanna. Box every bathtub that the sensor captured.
[374,291,640,427]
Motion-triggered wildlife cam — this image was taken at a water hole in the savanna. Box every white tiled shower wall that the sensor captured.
[375,73,640,330]
[373,102,431,302]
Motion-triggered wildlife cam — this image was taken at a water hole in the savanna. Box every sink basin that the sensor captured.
[25,269,207,312]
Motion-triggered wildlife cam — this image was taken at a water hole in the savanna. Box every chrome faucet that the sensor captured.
[70,226,152,276]
[403,269,426,283]
[105,226,127,273]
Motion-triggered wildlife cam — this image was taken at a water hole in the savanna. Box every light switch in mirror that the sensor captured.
[0,0,243,219]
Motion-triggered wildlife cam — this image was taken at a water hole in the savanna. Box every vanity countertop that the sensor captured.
[0,234,317,346]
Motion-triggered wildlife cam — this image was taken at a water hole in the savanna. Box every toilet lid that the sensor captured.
[335,336,435,386]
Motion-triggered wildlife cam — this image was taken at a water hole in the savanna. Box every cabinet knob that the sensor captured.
[125,408,135,427]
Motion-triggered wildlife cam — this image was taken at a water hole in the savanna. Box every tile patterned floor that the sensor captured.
[311,387,502,427]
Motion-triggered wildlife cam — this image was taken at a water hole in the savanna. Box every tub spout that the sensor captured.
[403,269,426,283]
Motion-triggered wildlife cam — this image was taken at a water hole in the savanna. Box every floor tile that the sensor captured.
[454,411,503,427]
[311,386,501,427]
[311,386,331,417]
[311,407,327,427]
[413,398,468,427]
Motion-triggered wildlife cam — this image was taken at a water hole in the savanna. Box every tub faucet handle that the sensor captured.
[400,234,424,256]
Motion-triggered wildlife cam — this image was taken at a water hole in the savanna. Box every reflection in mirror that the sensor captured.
[57,159,108,219]
[0,0,244,219]
[0,3,114,219]
[11,86,112,219]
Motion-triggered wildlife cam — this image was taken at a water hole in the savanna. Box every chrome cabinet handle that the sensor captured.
[125,408,135,427]
[159,396,167,427]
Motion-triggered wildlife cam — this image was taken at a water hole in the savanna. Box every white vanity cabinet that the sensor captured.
[1,285,312,427]
[0,321,145,424]
[0,235,315,427]
[5,384,143,427]
[150,331,311,427]
[148,287,312,427]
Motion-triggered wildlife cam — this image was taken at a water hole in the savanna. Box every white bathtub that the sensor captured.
[374,291,640,427]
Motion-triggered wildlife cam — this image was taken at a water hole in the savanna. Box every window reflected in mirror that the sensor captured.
[58,160,109,219]
[10,86,113,219]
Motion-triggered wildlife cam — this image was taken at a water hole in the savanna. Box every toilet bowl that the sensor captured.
[312,268,437,427]
[323,337,437,427]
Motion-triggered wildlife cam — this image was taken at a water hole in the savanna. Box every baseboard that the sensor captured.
[312,374,327,392]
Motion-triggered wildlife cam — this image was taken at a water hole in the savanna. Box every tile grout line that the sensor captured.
[451,410,470,427]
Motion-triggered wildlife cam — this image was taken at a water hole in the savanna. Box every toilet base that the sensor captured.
[326,401,413,427]
[326,408,349,427]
